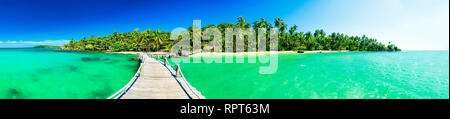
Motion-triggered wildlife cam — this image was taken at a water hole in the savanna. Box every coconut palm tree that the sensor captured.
[153,29,166,51]
[62,17,401,52]
[237,16,251,29]
[275,17,286,34]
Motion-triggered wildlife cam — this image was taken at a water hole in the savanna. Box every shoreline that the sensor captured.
[108,50,350,56]
[190,50,350,57]
[110,51,146,55]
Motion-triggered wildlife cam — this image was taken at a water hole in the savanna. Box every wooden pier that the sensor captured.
[108,54,204,99]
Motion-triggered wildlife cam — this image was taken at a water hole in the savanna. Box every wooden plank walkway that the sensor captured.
[120,54,204,99]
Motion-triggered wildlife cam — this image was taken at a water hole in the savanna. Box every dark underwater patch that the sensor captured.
[90,88,110,99]
[29,74,39,82]
[125,64,138,69]
[92,73,104,79]
[10,89,19,95]
[81,57,109,62]
[67,65,79,71]
[7,88,25,99]
[106,60,118,64]
[37,67,52,74]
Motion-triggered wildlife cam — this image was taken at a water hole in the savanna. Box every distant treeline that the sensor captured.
[34,45,62,49]
[62,17,400,52]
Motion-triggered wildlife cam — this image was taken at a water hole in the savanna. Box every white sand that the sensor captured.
[110,51,146,55]
[190,50,349,57]
[110,50,350,56]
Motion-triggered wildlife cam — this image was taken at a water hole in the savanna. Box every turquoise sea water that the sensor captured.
[0,48,139,99]
[170,51,449,99]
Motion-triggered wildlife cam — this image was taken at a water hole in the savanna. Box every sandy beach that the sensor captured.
[112,50,350,56]
[189,50,349,57]
[111,51,146,55]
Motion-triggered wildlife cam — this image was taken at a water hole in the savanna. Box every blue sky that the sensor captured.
[0,0,448,50]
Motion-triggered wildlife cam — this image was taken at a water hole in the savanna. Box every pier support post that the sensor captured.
[164,58,168,66]
[176,64,181,77]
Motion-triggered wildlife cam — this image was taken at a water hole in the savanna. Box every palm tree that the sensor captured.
[289,25,297,35]
[62,17,400,52]
[237,16,251,29]
[253,18,272,30]
[275,17,286,34]
[153,29,166,51]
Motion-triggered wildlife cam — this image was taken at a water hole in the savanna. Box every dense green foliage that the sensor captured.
[63,29,171,51]
[63,17,400,52]
[33,45,62,49]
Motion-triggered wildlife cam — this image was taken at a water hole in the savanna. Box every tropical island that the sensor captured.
[54,17,408,99]
[62,17,401,52]
[2,0,448,100]
[33,45,62,49]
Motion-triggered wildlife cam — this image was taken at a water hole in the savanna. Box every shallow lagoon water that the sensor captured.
[1,49,447,99]
[0,48,139,99]
[170,51,449,99]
